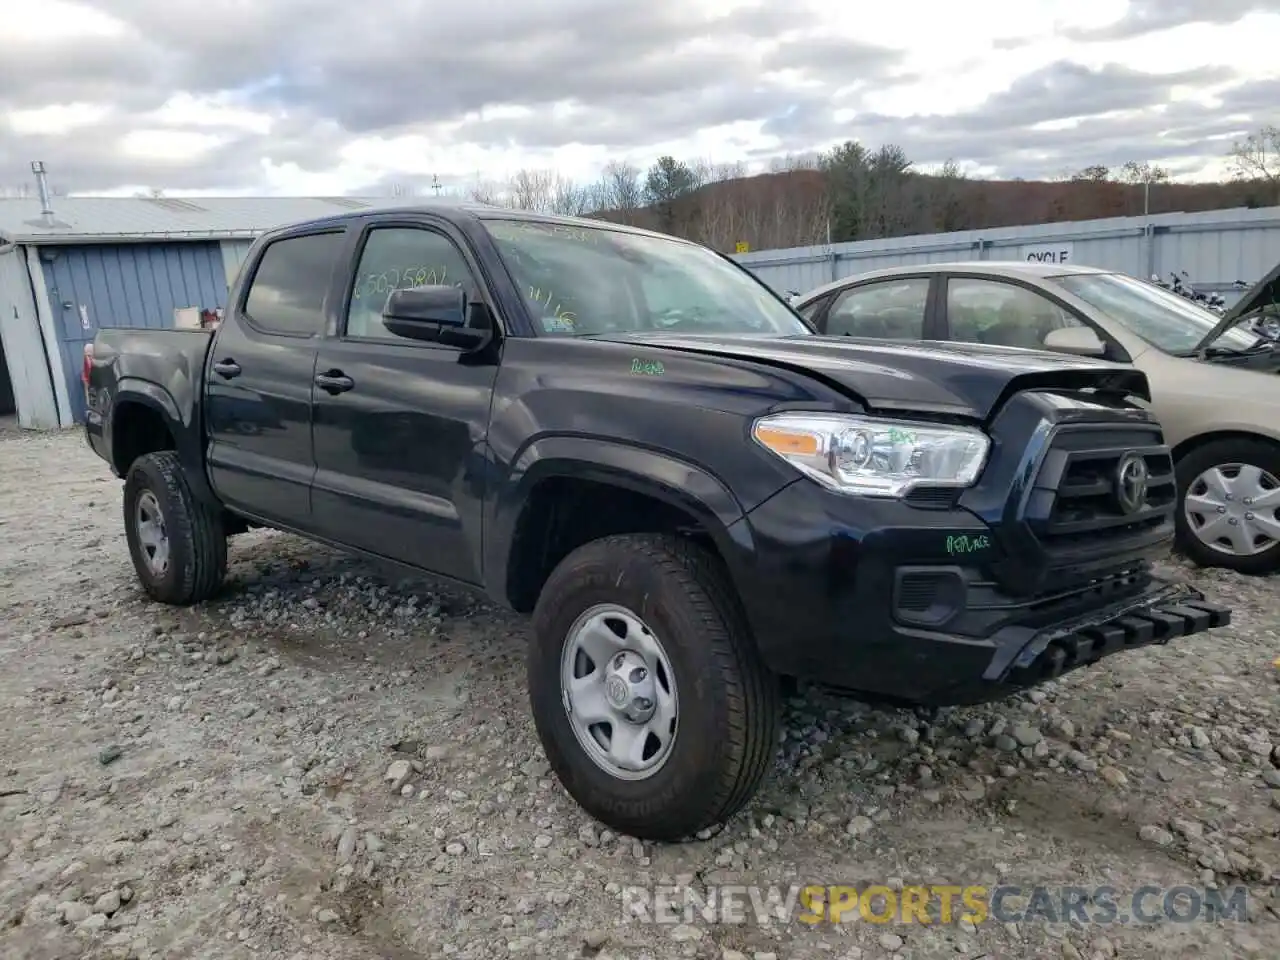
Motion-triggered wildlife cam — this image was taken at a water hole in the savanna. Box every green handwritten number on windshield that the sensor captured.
[887,428,915,444]
[352,264,449,301]
[945,534,990,555]
[631,358,665,377]
[528,286,575,326]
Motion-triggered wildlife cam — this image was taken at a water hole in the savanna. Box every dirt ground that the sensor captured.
[0,426,1277,960]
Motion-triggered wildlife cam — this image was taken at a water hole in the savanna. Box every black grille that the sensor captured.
[897,573,939,610]
[1024,425,1176,564]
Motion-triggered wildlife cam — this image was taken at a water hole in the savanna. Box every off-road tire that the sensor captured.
[123,451,227,604]
[528,533,780,841]
[1175,438,1280,576]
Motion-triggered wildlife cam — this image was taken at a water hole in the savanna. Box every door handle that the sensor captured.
[315,370,355,394]
[212,359,241,379]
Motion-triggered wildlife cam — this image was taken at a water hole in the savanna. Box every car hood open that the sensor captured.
[605,332,1150,421]
[1196,258,1280,351]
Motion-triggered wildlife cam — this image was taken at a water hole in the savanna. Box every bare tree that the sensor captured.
[1071,164,1111,182]
[1228,125,1280,202]
[508,169,557,212]
[598,160,643,219]
[551,176,593,216]
[1117,160,1171,185]
[466,172,501,206]
[768,151,823,173]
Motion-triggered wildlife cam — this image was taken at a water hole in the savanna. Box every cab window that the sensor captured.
[345,227,477,340]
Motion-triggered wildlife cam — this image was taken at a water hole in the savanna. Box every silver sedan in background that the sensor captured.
[792,261,1280,575]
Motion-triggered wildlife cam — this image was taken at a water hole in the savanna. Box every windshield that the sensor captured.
[1054,272,1260,354]
[483,218,811,337]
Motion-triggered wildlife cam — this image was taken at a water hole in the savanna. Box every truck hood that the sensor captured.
[607,332,1149,420]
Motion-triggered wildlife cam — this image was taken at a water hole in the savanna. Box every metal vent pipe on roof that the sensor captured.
[31,161,55,221]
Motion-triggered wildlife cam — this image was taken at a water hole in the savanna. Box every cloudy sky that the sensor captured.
[0,0,1275,197]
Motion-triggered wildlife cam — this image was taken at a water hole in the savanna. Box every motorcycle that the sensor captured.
[1172,270,1227,315]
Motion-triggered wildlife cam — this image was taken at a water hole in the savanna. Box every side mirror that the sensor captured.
[382,285,492,351]
[1043,326,1106,357]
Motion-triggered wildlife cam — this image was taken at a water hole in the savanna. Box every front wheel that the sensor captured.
[1176,438,1280,575]
[528,534,780,841]
[123,451,228,604]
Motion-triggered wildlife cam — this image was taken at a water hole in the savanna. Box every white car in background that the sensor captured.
[792,261,1280,575]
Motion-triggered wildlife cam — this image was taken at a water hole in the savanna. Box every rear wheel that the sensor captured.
[1176,438,1280,575]
[528,533,780,841]
[123,451,227,604]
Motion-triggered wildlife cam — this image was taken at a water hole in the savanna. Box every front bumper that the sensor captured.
[923,578,1229,705]
[726,478,1231,706]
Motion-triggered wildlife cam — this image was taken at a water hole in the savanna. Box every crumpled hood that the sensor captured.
[1218,259,1280,330]
[605,332,1149,421]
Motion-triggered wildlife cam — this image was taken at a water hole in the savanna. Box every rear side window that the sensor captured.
[243,232,344,336]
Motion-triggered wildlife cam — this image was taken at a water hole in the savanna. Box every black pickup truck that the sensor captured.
[84,203,1231,841]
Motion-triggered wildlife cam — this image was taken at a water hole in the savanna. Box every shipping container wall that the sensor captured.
[734,206,1280,303]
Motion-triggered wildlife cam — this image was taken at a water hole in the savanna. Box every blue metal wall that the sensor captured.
[43,242,228,422]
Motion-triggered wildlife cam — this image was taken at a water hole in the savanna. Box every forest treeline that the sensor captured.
[463,125,1280,253]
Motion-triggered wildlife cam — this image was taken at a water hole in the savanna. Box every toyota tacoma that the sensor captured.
[83,203,1231,841]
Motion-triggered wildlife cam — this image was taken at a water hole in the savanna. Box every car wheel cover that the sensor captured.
[1184,462,1280,557]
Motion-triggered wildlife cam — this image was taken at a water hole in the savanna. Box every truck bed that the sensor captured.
[85,328,215,472]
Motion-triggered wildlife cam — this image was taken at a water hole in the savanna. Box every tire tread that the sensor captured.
[531,532,779,840]
[125,451,227,605]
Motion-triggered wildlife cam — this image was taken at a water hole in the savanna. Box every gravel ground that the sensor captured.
[0,427,1278,960]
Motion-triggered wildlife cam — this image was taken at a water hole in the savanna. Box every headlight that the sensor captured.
[751,412,990,498]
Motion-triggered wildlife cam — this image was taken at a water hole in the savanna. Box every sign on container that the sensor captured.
[1021,242,1074,265]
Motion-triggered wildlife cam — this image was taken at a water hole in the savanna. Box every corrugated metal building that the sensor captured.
[0,187,426,429]
[733,205,1280,301]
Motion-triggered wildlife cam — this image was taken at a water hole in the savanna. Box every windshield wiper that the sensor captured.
[1193,340,1273,360]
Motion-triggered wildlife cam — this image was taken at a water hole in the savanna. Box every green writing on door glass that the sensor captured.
[945,534,990,555]
[631,358,665,377]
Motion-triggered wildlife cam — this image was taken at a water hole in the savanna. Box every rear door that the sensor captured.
[308,216,501,584]
[205,228,347,529]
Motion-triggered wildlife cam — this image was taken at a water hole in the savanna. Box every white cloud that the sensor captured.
[0,0,1274,194]
[119,129,228,161]
[6,102,114,136]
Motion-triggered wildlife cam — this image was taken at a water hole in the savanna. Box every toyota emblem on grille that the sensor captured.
[1114,452,1149,515]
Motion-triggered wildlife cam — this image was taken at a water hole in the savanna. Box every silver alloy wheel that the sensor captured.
[134,490,171,576]
[1183,462,1280,557]
[560,603,678,781]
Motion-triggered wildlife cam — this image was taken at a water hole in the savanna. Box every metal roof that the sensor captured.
[0,195,454,245]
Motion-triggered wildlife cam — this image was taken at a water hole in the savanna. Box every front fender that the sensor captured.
[483,434,763,605]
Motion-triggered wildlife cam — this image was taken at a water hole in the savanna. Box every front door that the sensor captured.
[938,275,1090,349]
[310,220,500,584]
[205,229,346,528]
